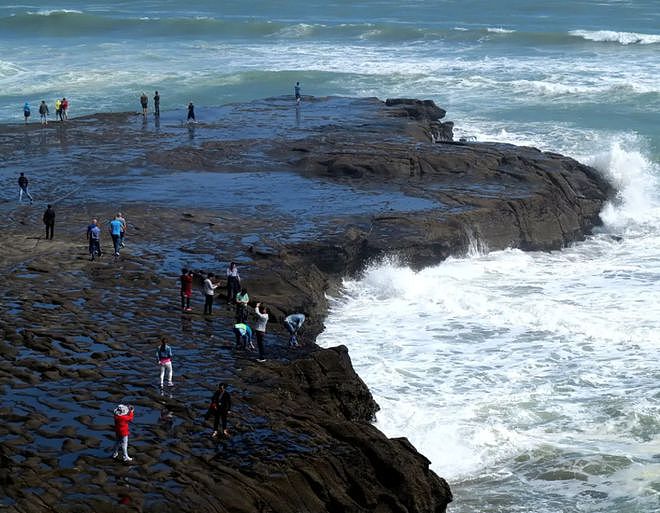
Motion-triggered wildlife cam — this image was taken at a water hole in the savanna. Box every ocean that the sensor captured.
[2,1,659,512]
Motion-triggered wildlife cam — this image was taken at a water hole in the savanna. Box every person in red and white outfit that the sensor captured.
[112,404,135,462]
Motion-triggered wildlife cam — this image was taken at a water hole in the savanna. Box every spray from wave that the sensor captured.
[319,132,660,512]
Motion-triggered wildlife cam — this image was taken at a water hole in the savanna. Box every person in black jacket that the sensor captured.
[43,204,55,239]
[18,172,33,203]
[204,382,232,437]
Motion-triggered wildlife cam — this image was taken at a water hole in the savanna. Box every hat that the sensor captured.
[114,404,129,416]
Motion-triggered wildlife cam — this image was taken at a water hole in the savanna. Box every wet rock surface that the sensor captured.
[0,96,611,512]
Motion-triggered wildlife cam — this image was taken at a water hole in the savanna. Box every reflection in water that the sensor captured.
[295,104,301,128]
[159,407,174,431]
[180,314,192,334]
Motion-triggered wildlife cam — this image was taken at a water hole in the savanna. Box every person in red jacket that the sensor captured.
[179,268,193,311]
[112,404,135,462]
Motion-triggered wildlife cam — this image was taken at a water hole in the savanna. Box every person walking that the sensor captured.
[140,92,148,117]
[18,173,33,204]
[117,212,127,247]
[87,218,102,260]
[180,268,193,311]
[294,82,301,104]
[235,287,249,323]
[112,404,135,462]
[203,273,219,315]
[38,100,49,126]
[153,91,160,116]
[187,102,195,122]
[43,204,55,240]
[61,97,69,120]
[254,302,269,362]
[109,214,123,256]
[23,102,30,124]
[284,313,305,347]
[233,322,253,350]
[204,383,232,438]
[156,337,173,387]
[226,262,240,304]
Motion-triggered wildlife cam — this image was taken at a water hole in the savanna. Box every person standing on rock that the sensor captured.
[235,287,249,323]
[112,404,134,462]
[153,91,160,116]
[187,102,195,123]
[87,218,102,260]
[117,212,127,248]
[254,302,269,362]
[23,101,30,124]
[61,97,69,120]
[18,172,33,204]
[204,382,231,438]
[180,268,193,311]
[39,100,49,126]
[140,92,148,117]
[233,322,253,350]
[156,337,174,387]
[54,98,62,122]
[109,214,123,256]
[42,204,55,240]
[284,313,305,347]
[226,262,240,305]
[203,273,219,315]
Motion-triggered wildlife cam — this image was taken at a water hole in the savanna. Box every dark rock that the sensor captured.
[0,95,615,513]
[385,98,447,121]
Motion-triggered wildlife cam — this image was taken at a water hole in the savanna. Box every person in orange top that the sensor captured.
[112,404,135,462]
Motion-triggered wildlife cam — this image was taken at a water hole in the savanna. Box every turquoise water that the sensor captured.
[1,1,658,161]
[2,2,660,512]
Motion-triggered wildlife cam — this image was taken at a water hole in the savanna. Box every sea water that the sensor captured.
[2,1,659,511]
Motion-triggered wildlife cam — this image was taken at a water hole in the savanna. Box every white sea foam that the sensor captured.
[318,134,660,510]
[26,9,83,16]
[570,29,660,45]
[486,27,515,34]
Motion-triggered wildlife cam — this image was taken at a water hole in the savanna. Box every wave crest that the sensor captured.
[570,29,660,45]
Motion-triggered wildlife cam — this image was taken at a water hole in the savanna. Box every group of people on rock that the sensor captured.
[139,91,195,122]
[23,98,69,126]
[112,262,307,461]
[86,213,127,259]
[22,82,302,128]
[181,263,306,363]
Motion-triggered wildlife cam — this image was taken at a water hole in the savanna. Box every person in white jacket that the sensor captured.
[203,273,219,315]
[254,302,269,362]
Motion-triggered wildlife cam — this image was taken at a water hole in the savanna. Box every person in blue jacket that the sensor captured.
[284,313,305,347]
[23,102,30,124]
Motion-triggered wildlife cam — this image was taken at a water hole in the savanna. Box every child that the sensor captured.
[112,404,135,462]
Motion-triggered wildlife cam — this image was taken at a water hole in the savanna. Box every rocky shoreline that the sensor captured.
[0,97,613,512]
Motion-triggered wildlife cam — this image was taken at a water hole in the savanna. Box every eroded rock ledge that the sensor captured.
[0,97,612,512]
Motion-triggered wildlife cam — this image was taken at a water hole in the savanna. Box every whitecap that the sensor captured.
[570,29,660,45]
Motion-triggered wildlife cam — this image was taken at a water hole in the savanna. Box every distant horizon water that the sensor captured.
[3,2,659,512]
